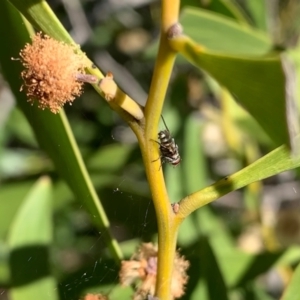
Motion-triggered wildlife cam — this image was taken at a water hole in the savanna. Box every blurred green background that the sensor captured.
[1,0,300,299]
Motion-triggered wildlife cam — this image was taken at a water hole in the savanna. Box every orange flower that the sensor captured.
[119,243,189,300]
[81,293,108,300]
[19,32,95,113]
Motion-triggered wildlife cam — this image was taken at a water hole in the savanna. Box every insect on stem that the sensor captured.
[152,115,181,167]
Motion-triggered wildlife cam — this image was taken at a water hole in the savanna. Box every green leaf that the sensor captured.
[231,251,284,288]
[0,181,35,239]
[87,144,133,172]
[244,0,267,31]
[209,0,250,25]
[8,178,52,247]
[179,115,234,248]
[216,250,255,287]
[282,262,300,300]
[0,0,122,261]
[8,0,73,44]
[173,8,299,148]
[183,115,208,192]
[0,149,51,178]
[170,34,294,148]
[241,283,276,300]
[190,278,209,300]
[180,7,271,55]
[8,177,59,300]
[180,144,300,215]
[198,237,229,300]
[204,83,273,148]
[277,246,300,267]
[5,108,37,147]
[144,6,270,59]
[207,248,284,288]
[0,242,10,285]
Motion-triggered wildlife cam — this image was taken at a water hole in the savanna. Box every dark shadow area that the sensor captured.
[9,245,50,286]
[234,250,285,288]
[181,237,229,300]
[58,259,118,300]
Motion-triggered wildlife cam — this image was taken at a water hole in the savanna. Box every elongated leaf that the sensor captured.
[8,0,73,44]
[0,242,10,286]
[87,144,134,172]
[183,115,208,192]
[199,237,229,300]
[281,262,300,300]
[145,7,297,148]
[173,7,300,149]
[190,278,209,300]
[145,6,270,59]
[0,0,122,261]
[245,0,267,31]
[179,115,234,249]
[180,7,271,55]
[0,181,35,239]
[8,177,58,300]
[200,0,250,24]
[179,144,300,216]
[232,251,284,288]
[170,35,295,148]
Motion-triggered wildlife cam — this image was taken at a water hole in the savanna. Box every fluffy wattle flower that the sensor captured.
[19,32,89,113]
[119,243,189,300]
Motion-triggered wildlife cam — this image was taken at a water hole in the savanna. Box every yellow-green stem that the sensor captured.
[161,0,180,31]
[132,0,180,297]
[140,129,182,299]
[156,222,179,299]
[143,0,180,297]
[145,37,177,138]
[143,38,177,300]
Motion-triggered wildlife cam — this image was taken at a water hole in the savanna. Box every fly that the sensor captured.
[153,116,181,166]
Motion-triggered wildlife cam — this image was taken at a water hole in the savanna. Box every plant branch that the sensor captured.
[9,0,144,120]
[143,0,180,298]
[177,145,300,219]
[5,0,137,263]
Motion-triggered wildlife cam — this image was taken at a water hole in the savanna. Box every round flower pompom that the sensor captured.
[119,243,189,300]
[19,32,89,113]
[81,293,108,300]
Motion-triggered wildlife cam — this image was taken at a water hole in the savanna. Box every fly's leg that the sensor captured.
[150,139,163,170]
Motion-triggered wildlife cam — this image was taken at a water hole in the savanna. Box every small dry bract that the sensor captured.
[19,32,88,113]
[98,72,117,101]
[119,243,189,300]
